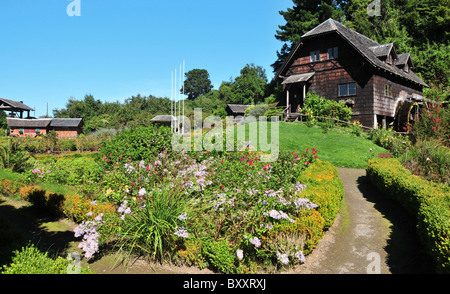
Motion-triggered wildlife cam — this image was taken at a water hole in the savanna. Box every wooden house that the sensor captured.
[7,118,84,139]
[274,18,428,130]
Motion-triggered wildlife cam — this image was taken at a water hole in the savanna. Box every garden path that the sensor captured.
[285,168,434,274]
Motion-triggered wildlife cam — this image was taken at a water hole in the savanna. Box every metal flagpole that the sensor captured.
[175,68,178,133]
[171,71,173,133]
[177,63,181,134]
[182,60,185,134]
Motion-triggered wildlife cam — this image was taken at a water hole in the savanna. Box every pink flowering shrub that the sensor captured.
[73,147,335,273]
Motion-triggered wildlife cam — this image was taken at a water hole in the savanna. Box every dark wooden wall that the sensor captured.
[285,34,375,127]
[282,33,424,128]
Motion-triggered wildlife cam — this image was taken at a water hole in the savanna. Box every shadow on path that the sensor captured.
[356,175,435,274]
[0,197,78,267]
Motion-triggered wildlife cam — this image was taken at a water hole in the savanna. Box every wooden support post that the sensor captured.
[303,84,306,101]
[286,89,290,114]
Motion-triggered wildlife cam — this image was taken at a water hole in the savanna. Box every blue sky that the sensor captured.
[0,0,293,117]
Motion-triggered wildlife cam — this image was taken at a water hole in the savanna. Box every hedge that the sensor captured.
[1,244,94,274]
[366,158,450,274]
[298,159,345,230]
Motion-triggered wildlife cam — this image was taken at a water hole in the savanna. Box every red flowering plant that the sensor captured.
[408,102,449,147]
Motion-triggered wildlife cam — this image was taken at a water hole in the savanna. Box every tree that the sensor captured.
[218,81,236,105]
[231,64,268,105]
[272,0,344,73]
[53,94,102,121]
[183,69,214,100]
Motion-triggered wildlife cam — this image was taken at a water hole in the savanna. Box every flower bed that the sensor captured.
[71,148,342,273]
[366,158,450,273]
[1,142,344,273]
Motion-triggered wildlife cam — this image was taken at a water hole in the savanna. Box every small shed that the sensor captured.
[7,118,51,137]
[150,115,175,127]
[225,104,251,116]
[7,118,84,138]
[50,118,84,139]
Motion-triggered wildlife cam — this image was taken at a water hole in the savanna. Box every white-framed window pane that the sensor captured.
[348,83,356,95]
[334,47,338,59]
[328,48,333,59]
[339,84,347,96]
[315,51,320,61]
[310,51,315,62]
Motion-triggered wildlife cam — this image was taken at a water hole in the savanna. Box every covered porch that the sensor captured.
[279,72,315,121]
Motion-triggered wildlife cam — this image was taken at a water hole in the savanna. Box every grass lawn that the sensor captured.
[236,121,388,169]
[0,168,79,196]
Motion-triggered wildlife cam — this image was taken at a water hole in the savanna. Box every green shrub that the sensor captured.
[0,139,32,173]
[301,92,352,122]
[366,158,450,273]
[368,127,411,157]
[101,124,172,162]
[202,239,236,274]
[263,108,282,119]
[245,104,269,118]
[26,157,104,186]
[350,121,363,137]
[1,244,93,274]
[401,139,450,184]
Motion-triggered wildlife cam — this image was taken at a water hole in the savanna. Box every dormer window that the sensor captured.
[386,54,393,65]
[328,47,338,59]
[310,50,320,62]
[404,63,409,73]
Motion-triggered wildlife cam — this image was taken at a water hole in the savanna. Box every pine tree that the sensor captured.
[272,0,344,73]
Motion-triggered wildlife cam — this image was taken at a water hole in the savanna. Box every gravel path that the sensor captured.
[286,168,434,274]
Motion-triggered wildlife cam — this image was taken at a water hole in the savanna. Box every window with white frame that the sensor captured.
[310,50,320,62]
[328,47,338,59]
[338,83,357,97]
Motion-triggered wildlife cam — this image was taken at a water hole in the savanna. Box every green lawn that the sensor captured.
[236,121,388,169]
[0,168,79,195]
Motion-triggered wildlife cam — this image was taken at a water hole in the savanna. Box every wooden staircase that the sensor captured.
[285,112,300,122]
[276,106,301,122]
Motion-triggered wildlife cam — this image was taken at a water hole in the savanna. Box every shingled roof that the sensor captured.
[49,118,83,128]
[226,104,252,114]
[395,53,414,67]
[7,118,83,128]
[151,115,176,122]
[369,43,397,58]
[276,18,428,88]
[6,118,51,128]
[0,98,34,112]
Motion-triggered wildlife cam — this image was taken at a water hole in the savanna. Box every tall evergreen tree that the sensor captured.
[272,0,344,73]
[183,69,214,100]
